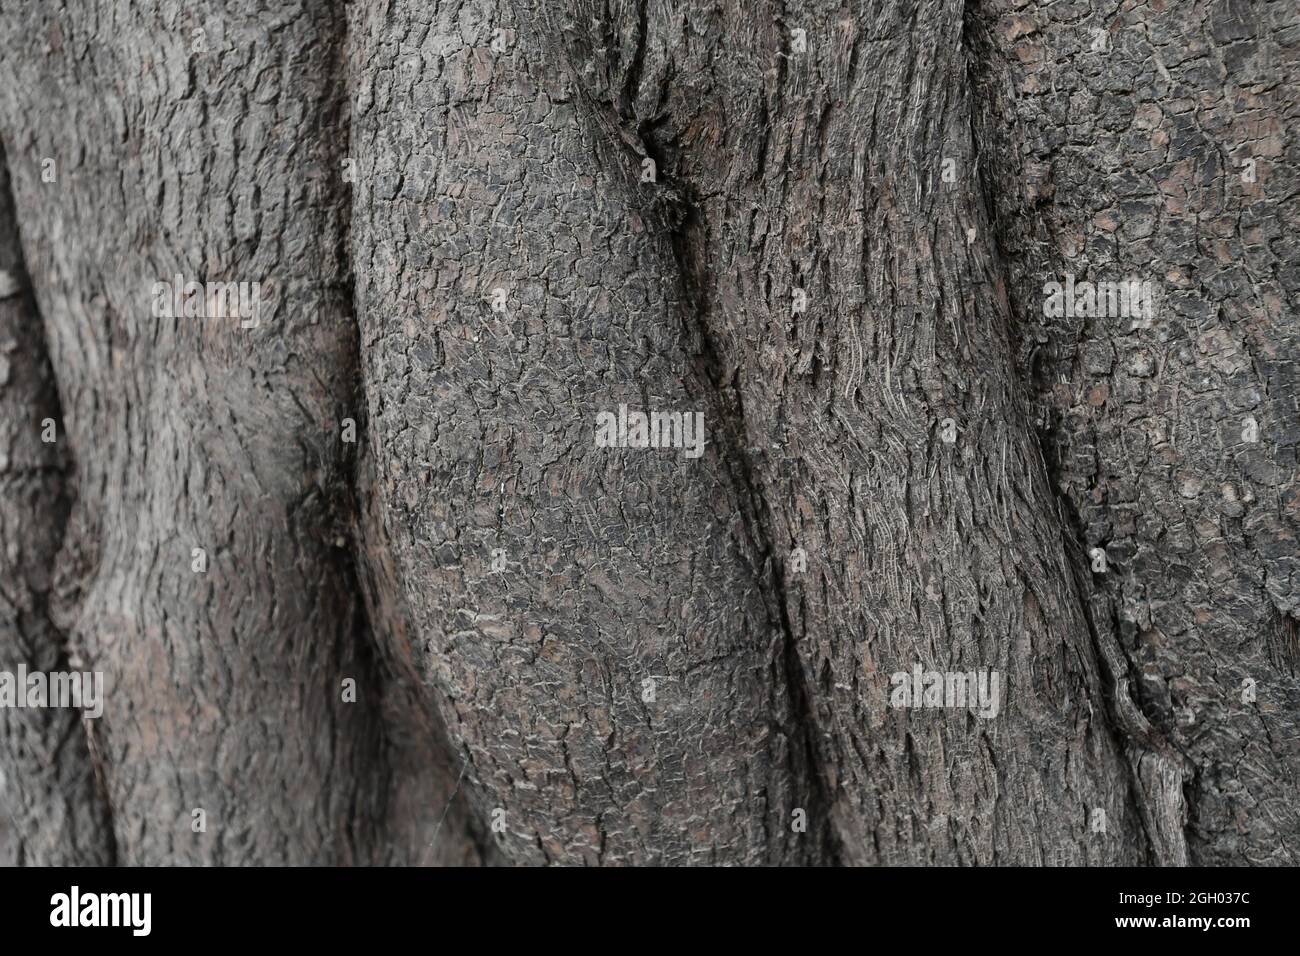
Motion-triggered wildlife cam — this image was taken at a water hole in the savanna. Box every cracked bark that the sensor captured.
[0,146,114,866]
[0,0,1294,865]
[968,0,1300,865]
[348,0,819,866]
[0,0,482,866]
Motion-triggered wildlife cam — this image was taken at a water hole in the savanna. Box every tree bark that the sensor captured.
[0,148,113,866]
[0,0,1294,865]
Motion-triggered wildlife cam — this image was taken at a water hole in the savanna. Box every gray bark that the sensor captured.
[0,149,113,866]
[0,0,1294,865]
[968,0,1300,865]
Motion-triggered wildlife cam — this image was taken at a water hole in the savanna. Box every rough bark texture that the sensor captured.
[0,0,1294,866]
[0,0,483,866]
[0,149,113,866]
[967,0,1300,865]
[347,0,819,865]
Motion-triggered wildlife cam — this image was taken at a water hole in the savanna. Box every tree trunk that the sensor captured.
[0,0,1294,865]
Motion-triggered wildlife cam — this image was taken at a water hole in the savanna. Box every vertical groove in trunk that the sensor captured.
[347,0,821,865]
[961,0,1174,865]
[0,0,398,864]
[0,144,115,866]
[664,184,844,865]
[967,0,1300,865]
[556,0,1149,862]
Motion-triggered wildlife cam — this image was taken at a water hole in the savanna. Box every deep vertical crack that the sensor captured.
[960,0,1183,865]
[659,171,843,867]
[0,140,117,865]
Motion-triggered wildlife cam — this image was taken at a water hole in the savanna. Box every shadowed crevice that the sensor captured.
[551,31,843,859]
[960,0,1185,866]
[661,186,844,867]
[0,140,117,866]
[335,5,497,867]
